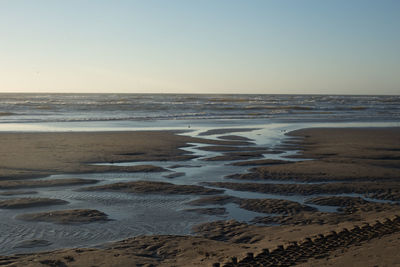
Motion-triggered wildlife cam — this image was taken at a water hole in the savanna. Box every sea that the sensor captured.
[0,93,399,255]
[0,94,399,131]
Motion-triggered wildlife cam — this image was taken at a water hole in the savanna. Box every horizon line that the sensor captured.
[0,92,398,96]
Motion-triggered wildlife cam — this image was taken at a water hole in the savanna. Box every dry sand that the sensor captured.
[298,231,400,267]
[0,128,399,266]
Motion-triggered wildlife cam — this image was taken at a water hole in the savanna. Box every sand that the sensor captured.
[230,159,290,166]
[0,178,98,190]
[238,198,317,215]
[0,127,399,266]
[298,231,400,267]
[230,128,400,182]
[0,198,68,209]
[163,172,185,179]
[16,209,110,224]
[81,180,224,195]
[0,112,15,116]
[187,195,238,206]
[196,145,268,152]
[185,207,227,216]
[0,131,241,180]
[198,128,259,136]
[187,195,317,215]
[0,190,37,196]
[305,196,369,206]
[202,151,265,161]
[218,135,254,141]
[205,181,400,201]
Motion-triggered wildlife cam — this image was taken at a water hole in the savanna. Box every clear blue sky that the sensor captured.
[0,0,399,94]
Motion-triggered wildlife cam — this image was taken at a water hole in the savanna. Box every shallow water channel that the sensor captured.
[0,123,397,255]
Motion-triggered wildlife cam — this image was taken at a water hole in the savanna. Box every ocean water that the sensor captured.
[0,93,399,255]
[0,94,399,125]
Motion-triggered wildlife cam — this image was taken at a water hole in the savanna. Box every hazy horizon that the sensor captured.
[0,92,399,98]
[0,92,398,96]
[1,0,399,95]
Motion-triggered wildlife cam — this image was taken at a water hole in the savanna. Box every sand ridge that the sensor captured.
[81,180,224,195]
[0,198,68,209]
[16,209,110,224]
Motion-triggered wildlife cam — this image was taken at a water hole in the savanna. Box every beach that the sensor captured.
[0,126,399,266]
[1,0,399,264]
[0,131,239,179]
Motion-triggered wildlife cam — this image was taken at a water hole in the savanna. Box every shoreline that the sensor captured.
[0,126,399,266]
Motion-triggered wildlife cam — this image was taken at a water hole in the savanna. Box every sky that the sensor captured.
[0,0,399,95]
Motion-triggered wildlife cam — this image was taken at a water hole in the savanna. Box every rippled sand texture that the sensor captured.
[0,131,230,254]
[0,127,399,266]
[0,129,271,255]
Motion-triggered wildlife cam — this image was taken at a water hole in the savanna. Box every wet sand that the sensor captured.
[0,198,68,209]
[230,159,290,166]
[0,128,399,266]
[230,128,400,182]
[205,181,400,201]
[0,179,98,190]
[16,209,110,224]
[0,190,37,196]
[0,131,239,180]
[197,128,260,136]
[187,195,317,215]
[81,180,224,195]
